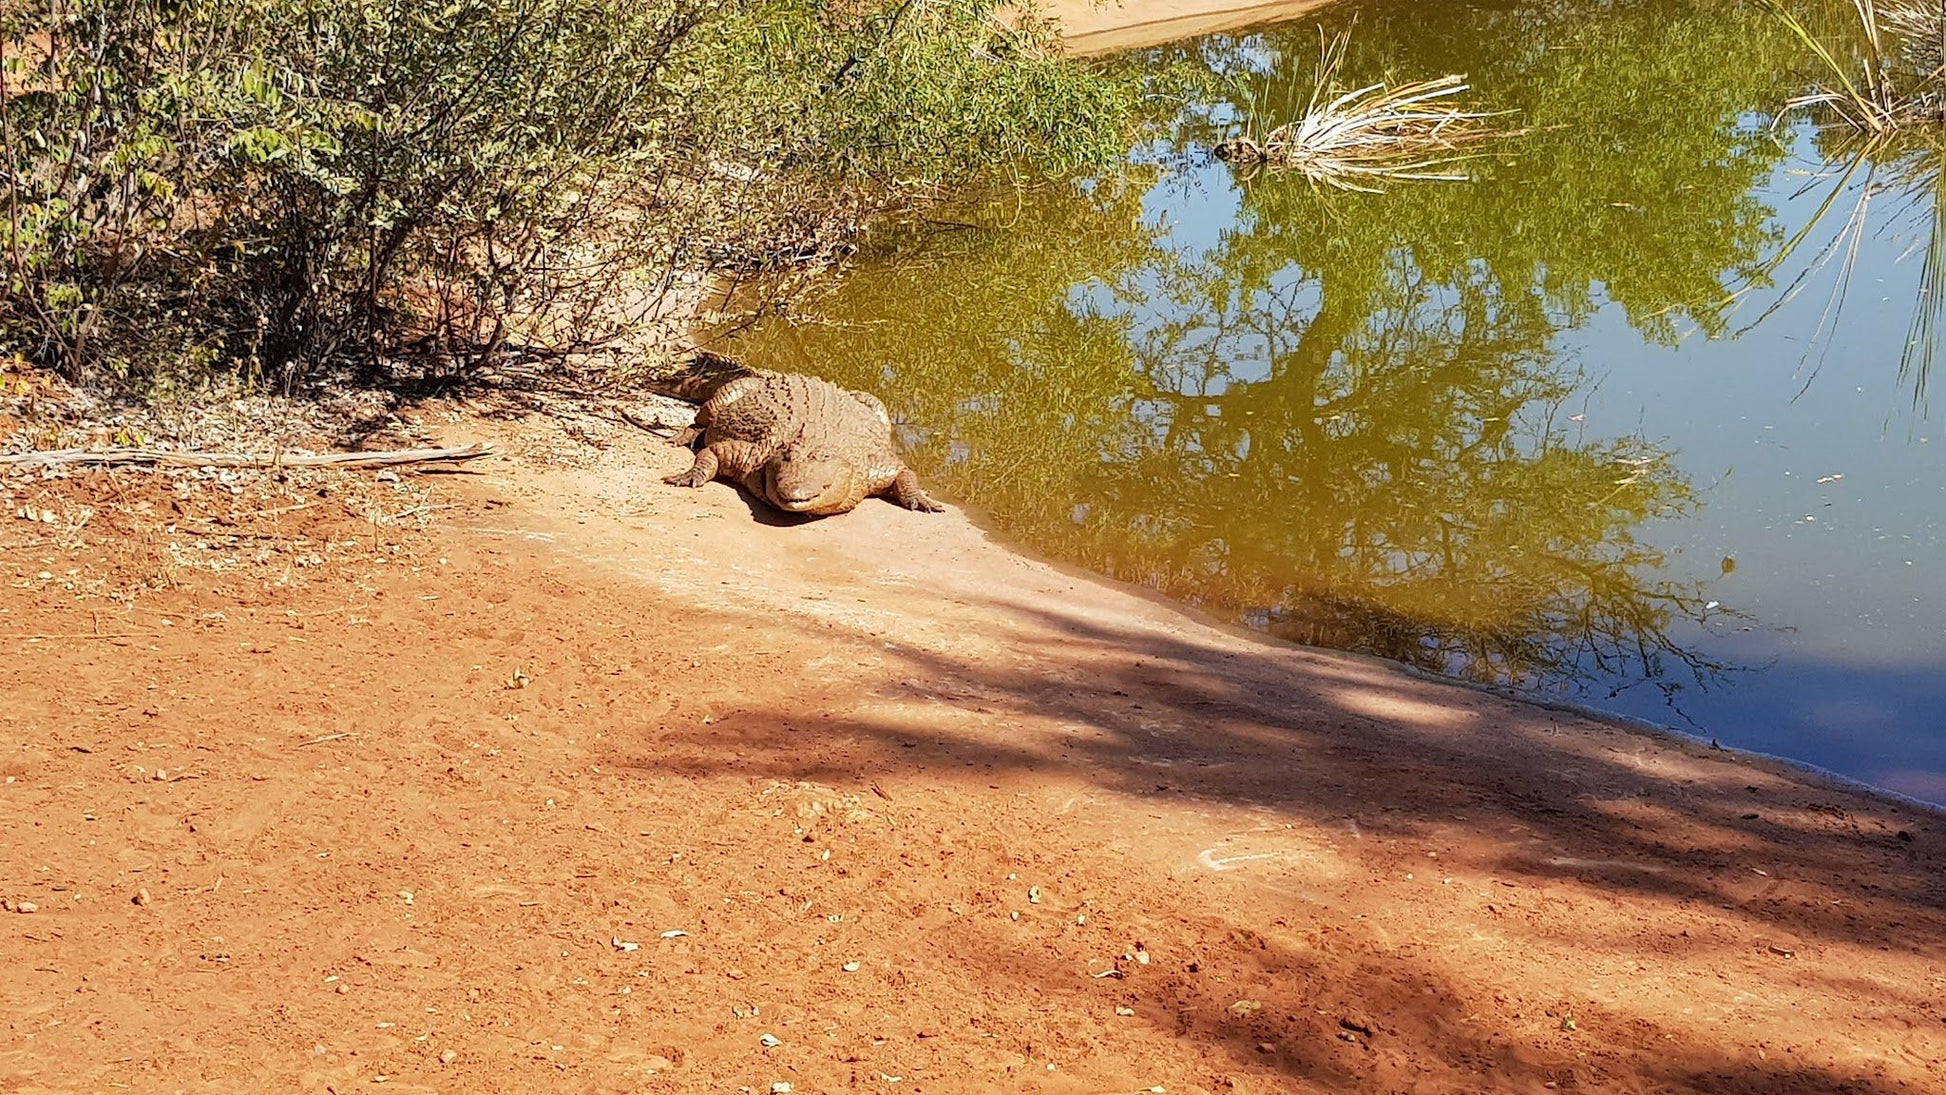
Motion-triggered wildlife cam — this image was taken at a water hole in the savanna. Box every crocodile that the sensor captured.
[652,353,945,517]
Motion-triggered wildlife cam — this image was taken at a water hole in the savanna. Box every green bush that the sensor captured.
[695,0,1138,185]
[1,0,1141,391]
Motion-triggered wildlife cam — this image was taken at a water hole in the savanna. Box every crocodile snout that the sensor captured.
[774,483,831,506]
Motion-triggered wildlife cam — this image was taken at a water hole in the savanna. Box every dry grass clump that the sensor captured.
[1212,28,1511,191]
[1765,0,1946,133]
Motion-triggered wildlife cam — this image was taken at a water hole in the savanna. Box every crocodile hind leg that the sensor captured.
[887,469,945,512]
[663,446,721,488]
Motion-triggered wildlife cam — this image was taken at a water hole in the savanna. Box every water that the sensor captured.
[716,0,1946,804]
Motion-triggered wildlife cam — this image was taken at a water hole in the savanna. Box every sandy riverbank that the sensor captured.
[2,402,1941,1093]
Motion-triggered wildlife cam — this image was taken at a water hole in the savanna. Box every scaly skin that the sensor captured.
[661,371,943,517]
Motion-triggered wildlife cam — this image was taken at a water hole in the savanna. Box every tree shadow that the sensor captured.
[622,581,1946,949]
[498,402,1946,1095]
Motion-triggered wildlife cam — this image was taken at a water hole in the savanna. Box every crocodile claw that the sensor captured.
[890,470,945,513]
[664,447,719,488]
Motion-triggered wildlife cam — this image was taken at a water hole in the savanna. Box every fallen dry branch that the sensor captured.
[0,443,495,471]
[297,732,357,747]
[3,633,162,642]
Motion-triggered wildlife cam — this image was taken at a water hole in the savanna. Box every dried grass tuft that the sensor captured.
[1764,0,1946,133]
[1212,26,1515,191]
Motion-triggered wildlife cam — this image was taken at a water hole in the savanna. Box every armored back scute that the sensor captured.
[645,348,761,405]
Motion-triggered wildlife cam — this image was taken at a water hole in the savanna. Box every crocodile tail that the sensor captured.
[646,348,761,404]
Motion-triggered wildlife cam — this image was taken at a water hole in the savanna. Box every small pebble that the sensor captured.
[772,1085,793,1094]
[842,961,860,972]
[1115,1007,1136,1017]
[15,901,38,914]
[335,984,349,995]
[440,1050,458,1064]
[758,1033,781,1048]
[133,888,151,907]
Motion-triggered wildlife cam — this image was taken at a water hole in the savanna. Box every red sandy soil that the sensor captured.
[2,411,1943,1094]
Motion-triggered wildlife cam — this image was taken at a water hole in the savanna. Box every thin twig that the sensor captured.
[4,632,160,641]
[176,526,318,543]
[616,407,681,437]
[297,732,356,747]
[287,605,353,619]
[0,443,495,470]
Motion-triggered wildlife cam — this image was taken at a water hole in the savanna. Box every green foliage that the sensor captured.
[669,0,1148,272]
[0,0,1144,389]
[695,0,1139,185]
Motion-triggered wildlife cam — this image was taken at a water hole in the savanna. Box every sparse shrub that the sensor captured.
[1,0,1143,393]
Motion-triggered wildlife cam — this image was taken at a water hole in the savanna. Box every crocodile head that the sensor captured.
[763,444,870,516]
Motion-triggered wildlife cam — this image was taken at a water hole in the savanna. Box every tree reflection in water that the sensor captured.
[719,0,1809,704]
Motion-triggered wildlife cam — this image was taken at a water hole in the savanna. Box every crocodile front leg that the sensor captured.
[887,468,945,512]
[663,446,721,488]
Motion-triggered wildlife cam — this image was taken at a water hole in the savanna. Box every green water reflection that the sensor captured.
[721,0,1808,694]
